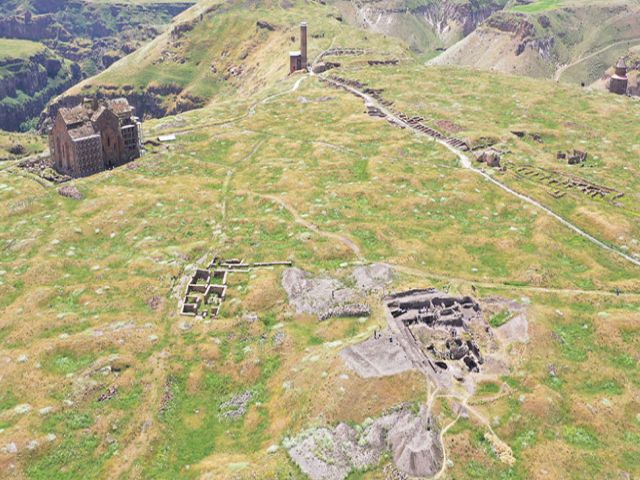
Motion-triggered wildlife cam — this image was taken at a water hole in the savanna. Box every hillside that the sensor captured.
[0,129,45,160]
[331,0,508,59]
[54,0,407,120]
[0,39,80,131]
[429,0,640,82]
[0,0,193,77]
[1,1,640,480]
[0,1,193,130]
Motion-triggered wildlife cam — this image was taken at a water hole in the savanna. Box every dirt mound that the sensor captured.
[351,263,394,292]
[281,268,363,319]
[285,405,443,480]
[340,329,413,378]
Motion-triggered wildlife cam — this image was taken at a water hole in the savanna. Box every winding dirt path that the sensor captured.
[238,190,365,260]
[554,38,640,81]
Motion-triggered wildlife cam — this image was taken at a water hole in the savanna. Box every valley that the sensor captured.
[0,0,193,131]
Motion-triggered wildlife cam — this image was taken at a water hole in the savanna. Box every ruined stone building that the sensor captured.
[49,98,142,177]
[289,22,308,74]
[608,57,629,95]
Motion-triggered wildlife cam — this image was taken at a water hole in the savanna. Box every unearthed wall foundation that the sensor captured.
[384,289,492,390]
[179,256,293,317]
[321,75,470,151]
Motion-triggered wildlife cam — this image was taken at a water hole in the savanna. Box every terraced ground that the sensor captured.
[0,1,639,479]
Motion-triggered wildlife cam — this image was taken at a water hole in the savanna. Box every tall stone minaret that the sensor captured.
[300,22,308,69]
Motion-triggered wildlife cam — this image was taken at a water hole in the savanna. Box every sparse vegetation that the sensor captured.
[0,1,639,479]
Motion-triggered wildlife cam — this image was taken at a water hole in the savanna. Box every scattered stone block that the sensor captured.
[477,148,502,168]
[58,185,83,200]
[14,404,31,414]
[39,406,54,416]
[220,390,253,419]
[256,20,275,31]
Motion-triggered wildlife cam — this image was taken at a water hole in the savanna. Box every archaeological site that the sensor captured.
[0,2,638,479]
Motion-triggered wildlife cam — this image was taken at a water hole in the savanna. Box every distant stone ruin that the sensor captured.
[608,57,629,95]
[321,75,470,151]
[289,22,308,74]
[513,164,623,201]
[180,261,228,318]
[557,149,587,165]
[320,47,367,59]
[49,97,142,178]
[367,59,399,66]
[476,148,502,168]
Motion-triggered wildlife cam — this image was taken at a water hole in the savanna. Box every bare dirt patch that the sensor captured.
[340,328,413,378]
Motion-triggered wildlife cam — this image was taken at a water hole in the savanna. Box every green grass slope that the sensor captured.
[66,0,407,115]
[430,0,640,83]
[1,2,639,480]
[0,39,45,61]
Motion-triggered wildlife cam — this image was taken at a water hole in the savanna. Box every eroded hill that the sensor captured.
[429,0,640,82]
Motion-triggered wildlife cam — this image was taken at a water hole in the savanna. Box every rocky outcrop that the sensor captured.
[0,2,192,75]
[0,50,80,131]
[0,12,67,42]
[417,0,506,39]
[341,0,507,51]
[485,12,554,60]
[286,404,443,480]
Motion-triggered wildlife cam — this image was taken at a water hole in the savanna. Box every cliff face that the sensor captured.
[0,49,80,131]
[0,1,193,75]
[416,0,507,41]
[335,0,507,52]
[0,0,192,131]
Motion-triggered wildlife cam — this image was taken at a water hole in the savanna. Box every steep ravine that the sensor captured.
[0,49,80,131]
[0,1,193,77]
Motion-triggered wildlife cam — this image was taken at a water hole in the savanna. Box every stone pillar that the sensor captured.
[300,22,307,69]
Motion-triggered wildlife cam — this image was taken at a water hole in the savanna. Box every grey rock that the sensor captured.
[351,263,394,292]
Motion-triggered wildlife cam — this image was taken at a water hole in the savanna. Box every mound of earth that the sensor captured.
[351,263,394,292]
[285,405,443,480]
[282,265,393,320]
[340,328,413,378]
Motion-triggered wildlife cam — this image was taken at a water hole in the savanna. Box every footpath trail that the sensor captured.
[319,74,640,270]
[554,38,640,81]
[238,189,365,260]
